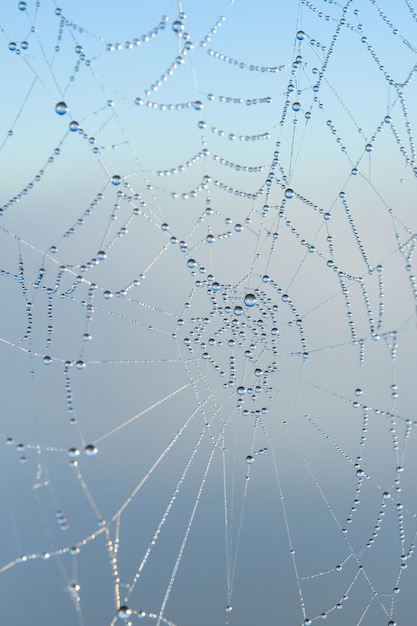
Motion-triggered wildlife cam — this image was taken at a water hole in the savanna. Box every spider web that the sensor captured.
[1,0,417,624]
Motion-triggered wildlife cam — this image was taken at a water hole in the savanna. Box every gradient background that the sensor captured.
[0,1,417,625]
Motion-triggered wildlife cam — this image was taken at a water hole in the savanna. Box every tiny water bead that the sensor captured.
[285,188,294,199]
[117,606,132,619]
[18,1,27,9]
[43,355,52,365]
[55,101,68,115]
[246,455,254,464]
[111,174,121,185]
[69,120,79,132]
[84,444,97,457]
[172,20,184,34]
[244,293,257,307]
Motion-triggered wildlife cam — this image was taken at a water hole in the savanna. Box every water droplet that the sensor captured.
[69,120,79,132]
[244,293,257,307]
[84,444,97,457]
[103,290,113,299]
[193,100,203,111]
[68,583,80,594]
[75,360,85,369]
[117,606,132,619]
[225,605,233,613]
[55,101,68,115]
[234,306,243,316]
[292,102,301,112]
[285,188,294,199]
[296,30,306,40]
[355,388,363,396]
[111,175,121,186]
[43,355,52,365]
[206,234,214,244]
[172,20,184,34]
[246,455,254,464]
[237,386,246,396]
[68,448,80,459]
[18,1,27,9]
[365,143,373,152]
[8,42,17,52]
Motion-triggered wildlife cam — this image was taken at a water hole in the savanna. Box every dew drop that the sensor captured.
[296,30,306,40]
[84,444,97,457]
[69,120,79,132]
[18,1,27,9]
[292,102,301,112]
[285,188,294,199]
[244,293,257,307]
[355,388,363,396]
[117,606,132,619]
[111,175,121,186]
[55,101,68,115]
[43,355,52,365]
[246,455,254,464]
[172,20,184,34]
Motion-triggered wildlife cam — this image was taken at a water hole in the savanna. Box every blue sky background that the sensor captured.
[1,1,417,625]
